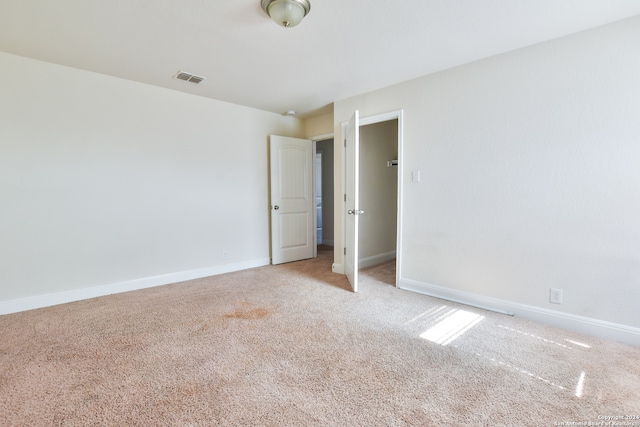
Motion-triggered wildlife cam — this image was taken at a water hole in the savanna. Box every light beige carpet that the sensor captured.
[1,246,639,426]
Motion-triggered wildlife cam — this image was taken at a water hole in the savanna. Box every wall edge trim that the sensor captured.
[359,251,396,269]
[0,258,270,316]
[399,278,640,347]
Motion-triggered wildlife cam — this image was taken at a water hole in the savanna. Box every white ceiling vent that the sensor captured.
[174,71,206,84]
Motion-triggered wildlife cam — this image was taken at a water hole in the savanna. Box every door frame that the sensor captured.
[340,109,404,289]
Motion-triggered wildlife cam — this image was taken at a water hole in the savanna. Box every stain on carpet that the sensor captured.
[224,302,272,320]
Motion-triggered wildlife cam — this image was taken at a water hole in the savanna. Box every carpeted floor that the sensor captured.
[1,246,639,426]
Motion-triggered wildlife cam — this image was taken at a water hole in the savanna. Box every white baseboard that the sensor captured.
[0,258,270,316]
[359,251,396,269]
[400,278,640,347]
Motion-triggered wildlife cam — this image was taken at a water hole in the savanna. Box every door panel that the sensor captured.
[270,135,314,265]
[344,111,360,292]
[279,212,310,247]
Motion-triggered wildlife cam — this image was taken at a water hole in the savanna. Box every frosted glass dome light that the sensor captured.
[261,0,311,28]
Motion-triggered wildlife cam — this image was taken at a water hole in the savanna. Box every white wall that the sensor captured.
[359,121,398,265]
[0,52,304,310]
[304,112,333,139]
[334,16,640,344]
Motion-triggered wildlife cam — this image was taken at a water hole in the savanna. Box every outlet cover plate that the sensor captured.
[549,288,563,304]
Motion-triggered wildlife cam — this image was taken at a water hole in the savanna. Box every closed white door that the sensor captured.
[270,135,314,265]
[344,111,360,292]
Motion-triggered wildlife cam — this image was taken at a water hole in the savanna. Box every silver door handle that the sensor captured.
[273,205,279,210]
[347,209,364,215]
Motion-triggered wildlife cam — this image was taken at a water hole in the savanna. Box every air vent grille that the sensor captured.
[174,71,206,84]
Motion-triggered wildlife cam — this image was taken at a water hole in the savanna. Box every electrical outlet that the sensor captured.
[549,288,563,304]
[222,250,229,260]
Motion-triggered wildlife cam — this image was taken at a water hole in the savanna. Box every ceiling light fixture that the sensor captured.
[261,0,310,28]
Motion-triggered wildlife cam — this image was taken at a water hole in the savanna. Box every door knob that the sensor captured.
[347,209,364,215]
[273,205,279,210]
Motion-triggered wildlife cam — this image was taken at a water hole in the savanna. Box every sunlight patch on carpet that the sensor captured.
[405,305,449,325]
[419,309,484,346]
[575,371,586,398]
[463,347,567,391]
[565,339,592,348]
[496,324,574,349]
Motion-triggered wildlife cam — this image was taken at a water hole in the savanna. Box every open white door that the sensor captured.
[270,135,314,265]
[344,111,361,292]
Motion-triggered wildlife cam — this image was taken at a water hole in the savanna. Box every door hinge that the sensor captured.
[344,247,346,255]
[344,139,347,147]
[344,193,347,202]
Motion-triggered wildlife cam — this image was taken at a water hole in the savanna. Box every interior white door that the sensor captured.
[270,135,314,265]
[344,111,360,292]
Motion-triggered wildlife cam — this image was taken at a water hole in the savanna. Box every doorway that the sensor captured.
[268,134,332,265]
[315,138,334,250]
[358,120,398,278]
[342,109,403,292]
[269,135,315,265]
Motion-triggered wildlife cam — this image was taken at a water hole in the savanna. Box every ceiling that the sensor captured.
[2,1,640,118]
